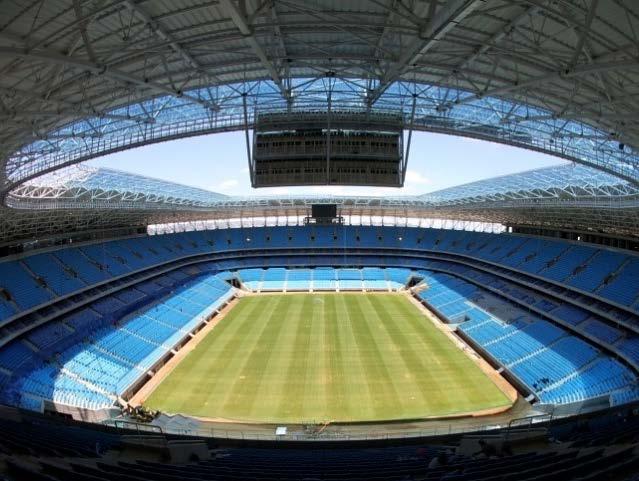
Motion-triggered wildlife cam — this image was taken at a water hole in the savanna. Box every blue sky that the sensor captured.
[88,131,566,197]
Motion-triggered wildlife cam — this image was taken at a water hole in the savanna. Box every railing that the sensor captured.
[138,421,510,442]
[102,403,611,442]
[103,419,163,435]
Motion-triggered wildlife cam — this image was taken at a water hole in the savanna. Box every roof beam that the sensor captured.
[0,47,218,111]
[500,111,639,125]
[459,4,542,72]
[569,0,599,68]
[218,0,290,102]
[447,58,639,108]
[72,0,98,64]
[270,2,291,98]
[367,0,484,106]
[122,0,226,106]
[0,86,155,124]
[0,110,154,123]
[372,0,400,72]
[123,0,201,72]
[427,3,545,99]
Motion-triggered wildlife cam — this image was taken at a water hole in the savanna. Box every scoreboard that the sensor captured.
[305,204,341,225]
[311,204,337,219]
[251,111,404,187]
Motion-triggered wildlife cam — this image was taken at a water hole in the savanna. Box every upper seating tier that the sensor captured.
[1,226,637,325]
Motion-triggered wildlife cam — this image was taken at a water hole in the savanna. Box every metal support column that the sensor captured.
[326,77,333,185]
[242,93,254,187]
[403,93,417,185]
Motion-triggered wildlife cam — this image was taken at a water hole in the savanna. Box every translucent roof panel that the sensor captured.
[10,165,227,208]
[420,164,639,206]
[3,160,638,245]
[6,79,639,187]
[9,163,636,211]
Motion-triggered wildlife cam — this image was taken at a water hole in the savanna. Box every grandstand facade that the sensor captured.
[1,224,639,421]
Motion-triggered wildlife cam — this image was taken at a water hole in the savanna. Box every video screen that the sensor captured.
[312,204,337,218]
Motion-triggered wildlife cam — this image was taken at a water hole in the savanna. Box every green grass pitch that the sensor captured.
[144,293,512,423]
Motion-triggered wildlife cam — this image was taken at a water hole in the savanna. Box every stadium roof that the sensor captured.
[420,164,639,204]
[3,163,637,244]
[0,0,638,242]
[10,164,228,208]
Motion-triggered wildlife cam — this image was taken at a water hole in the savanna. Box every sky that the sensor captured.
[87,131,566,197]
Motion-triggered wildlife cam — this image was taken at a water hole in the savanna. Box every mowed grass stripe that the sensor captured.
[347,295,403,417]
[307,295,329,419]
[146,296,266,414]
[390,296,511,410]
[365,295,439,415]
[222,296,290,418]
[277,295,315,421]
[258,295,310,421]
[205,296,285,415]
[361,295,437,414]
[388,296,487,412]
[325,294,347,418]
[145,293,513,422]
[335,294,378,420]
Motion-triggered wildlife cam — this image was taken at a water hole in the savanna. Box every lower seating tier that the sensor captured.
[236,267,412,291]
[0,272,234,412]
[416,271,639,407]
[2,259,639,415]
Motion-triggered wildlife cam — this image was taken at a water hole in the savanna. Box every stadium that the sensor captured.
[1,0,639,479]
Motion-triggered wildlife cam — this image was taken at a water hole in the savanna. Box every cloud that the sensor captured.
[262,186,292,195]
[215,178,239,191]
[209,170,431,197]
[404,170,431,185]
[246,185,295,196]
[365,186,404,196]
[309,185,348,195]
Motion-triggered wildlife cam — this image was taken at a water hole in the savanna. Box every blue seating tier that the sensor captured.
[539,358,635,404]
[22,253,86,296]
[0,273,234,412]
[0,262,52,311]
[237,267,408,291]
[417,271,638,406]
[0,225,638,413]
[1,226,639,327]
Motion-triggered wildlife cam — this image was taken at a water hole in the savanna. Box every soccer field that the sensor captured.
[144,293,512,423]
